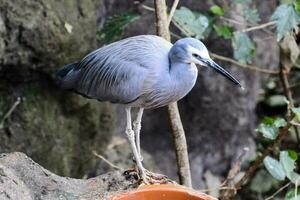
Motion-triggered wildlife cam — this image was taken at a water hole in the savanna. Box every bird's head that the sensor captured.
[170,38,243,88]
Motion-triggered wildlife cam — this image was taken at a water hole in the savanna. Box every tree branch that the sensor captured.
[210,52,280,75]
[237,21,276,33]
[92,151,123,171]
[154,0,192,188]
[0,97,21,129]
[167,0,179,27]
[265,182,292,200]
[280,60,300,151]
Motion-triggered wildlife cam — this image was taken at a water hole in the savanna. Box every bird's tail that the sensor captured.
[56,63,77,78]
[55,62,78,89]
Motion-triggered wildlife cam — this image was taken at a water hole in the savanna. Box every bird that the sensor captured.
[56,35,242,183]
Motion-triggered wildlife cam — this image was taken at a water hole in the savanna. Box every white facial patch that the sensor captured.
[187,46,210,59]
[186,46,210,66]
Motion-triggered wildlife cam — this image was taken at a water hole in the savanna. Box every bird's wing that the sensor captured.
[71,35,172,104]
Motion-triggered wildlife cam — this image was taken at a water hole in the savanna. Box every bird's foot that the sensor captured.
[123,167,149,185]
[123,168,175,185]
[132,155,144,163]
[144,169,175,184]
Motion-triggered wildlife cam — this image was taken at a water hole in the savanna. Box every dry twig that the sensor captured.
[280,62,300,150]
[238,21,276,33]
[92,150,123,171]
[0,97,21,129]
[167,0,179,27]
[222,148,249,187]
[221,148,249,198]
[134,1,155,11]
[265,182,292,200]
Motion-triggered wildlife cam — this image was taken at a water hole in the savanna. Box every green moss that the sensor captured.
[22,88,77,176]
[0,86,116,178]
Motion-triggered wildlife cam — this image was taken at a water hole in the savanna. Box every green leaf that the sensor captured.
[243,8,261,23]
[288,150,298,161]
[213,25,233,39]
[232,32,256,63]
[280,151,296,174]
[256,123,278,140]
[97,12,139,43]
[263,156,286,181]
[271,4,300,41]
[256,117,286,140]
[292,107,300,121]
[173,7,210,39]
[274,118,287,128]
[210,5,224,16]
[294,0,300,12]
[250,170,274,193]
[285,188,300,200]
[265,95,288,107]
[262,116,276,125]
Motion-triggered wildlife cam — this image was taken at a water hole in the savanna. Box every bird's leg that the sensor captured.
[133,107,144,161]
[125,107,148,184]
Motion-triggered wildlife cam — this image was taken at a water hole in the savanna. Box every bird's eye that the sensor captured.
[192,53,199,58]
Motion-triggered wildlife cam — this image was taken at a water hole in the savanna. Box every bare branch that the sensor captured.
[265,182,292,200]
[291,121,300,127]
[237,21,276,33]
[280,62,300,150]
[0,97,21,129]
[107,138,127,150]
[220,16,245,25]
[167,0,179,27]
[222,148,249,187]
[92,151,123,171]
[221,148,249,198]
[134,1,155,11]
[210,53,280,75]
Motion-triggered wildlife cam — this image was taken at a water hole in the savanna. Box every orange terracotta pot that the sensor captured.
[110,184,217,200]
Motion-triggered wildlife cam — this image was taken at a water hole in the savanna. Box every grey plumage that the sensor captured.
[56,35,242,183]
[57,35,199,108]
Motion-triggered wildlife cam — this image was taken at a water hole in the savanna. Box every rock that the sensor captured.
[0,152,137,200]
[0,0,100,74]
[91,136,161,177]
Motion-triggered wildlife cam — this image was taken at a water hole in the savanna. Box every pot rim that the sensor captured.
[110,184,217,200]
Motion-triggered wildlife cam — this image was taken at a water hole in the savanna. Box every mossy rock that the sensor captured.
[0,0,101,74]
[0,84,116,178]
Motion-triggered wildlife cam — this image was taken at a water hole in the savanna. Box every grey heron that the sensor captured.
[56,35,242,183]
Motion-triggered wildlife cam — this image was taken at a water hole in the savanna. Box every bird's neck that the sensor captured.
[169,61,197,79]
[168,61,198,95]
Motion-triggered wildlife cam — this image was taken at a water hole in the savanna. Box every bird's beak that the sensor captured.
[200,58,243,89]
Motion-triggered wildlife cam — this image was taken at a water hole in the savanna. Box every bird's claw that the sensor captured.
[144,169,175,184]
[123,167,148,184]
[123,168,175,185]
